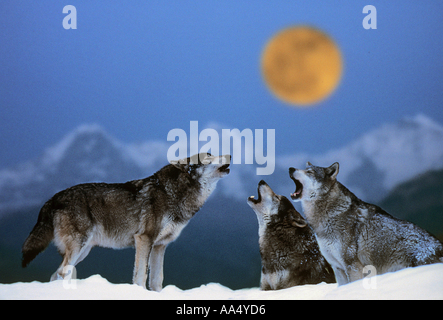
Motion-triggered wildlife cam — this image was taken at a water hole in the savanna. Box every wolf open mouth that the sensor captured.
[290,177,303,200]
[248,180,265,204]
[218,164,230,174]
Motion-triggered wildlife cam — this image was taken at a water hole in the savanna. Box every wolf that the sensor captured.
[247,180,335,290]
[22,153,230,291]
[289,162,443,285]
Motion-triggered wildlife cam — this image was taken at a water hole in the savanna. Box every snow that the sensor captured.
[1,264,442,300]
[41,124,109,168]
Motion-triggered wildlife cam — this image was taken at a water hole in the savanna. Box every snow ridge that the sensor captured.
[1,264,442,300]
[0,114,442,213]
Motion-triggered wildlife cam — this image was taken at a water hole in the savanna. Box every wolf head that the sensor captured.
[288,162,339,201]
[160,153,231,210]
[247,180,307,230]
[171,153,230,178]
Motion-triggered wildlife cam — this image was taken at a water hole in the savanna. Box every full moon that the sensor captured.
[261,26,343,106]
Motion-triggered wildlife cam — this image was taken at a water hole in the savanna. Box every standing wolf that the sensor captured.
[22,153,230,291]
[289,162,443,285]
[247,180,335,290]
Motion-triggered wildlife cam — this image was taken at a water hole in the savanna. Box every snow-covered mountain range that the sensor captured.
[1,114,443,214]
[276,113,443,202]
[0,125,168,213]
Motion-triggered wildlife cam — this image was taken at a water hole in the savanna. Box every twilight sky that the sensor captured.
[1,1,442,168]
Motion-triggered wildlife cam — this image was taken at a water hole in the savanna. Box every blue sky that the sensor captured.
[1,1,442,168]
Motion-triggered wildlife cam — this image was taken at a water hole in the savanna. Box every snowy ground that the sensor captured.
[1,264,442,300]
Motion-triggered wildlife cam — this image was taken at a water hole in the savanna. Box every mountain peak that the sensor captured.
[0,124,143,213]
[72,123,107,134]
[330,113,443,196]
[41,124,115,168]
[401,113,443,132]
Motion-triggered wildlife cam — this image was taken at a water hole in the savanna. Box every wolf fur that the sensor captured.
[22,153,230,291]
[247,180,335,290]
[289,162,443,285]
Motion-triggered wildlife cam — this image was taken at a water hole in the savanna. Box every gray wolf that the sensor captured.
[289,162,443,285]
[22,153,230,291]
[247,180,335,290]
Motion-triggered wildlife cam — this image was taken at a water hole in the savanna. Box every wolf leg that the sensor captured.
[332,266,349,286]
[50,236,93,281]
[346,261,365,283]
[51,253,72,281]
[75,244,92,265]
[148,243,167,292]
[133,234,153,289]
[260,272,272,291]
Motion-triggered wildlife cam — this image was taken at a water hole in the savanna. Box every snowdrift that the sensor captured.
[1,264,442,300]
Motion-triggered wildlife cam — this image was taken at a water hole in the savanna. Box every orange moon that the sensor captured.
[261,26,343,106]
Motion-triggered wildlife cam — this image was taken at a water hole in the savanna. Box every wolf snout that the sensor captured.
[215,154,231,165]
[219,164,230,174]
[289,167,296,176]
[216,155,231,174]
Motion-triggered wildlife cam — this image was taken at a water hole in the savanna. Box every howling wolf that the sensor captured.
[247,180,335,290]
[289,162,443,285]
[22,153,230,291]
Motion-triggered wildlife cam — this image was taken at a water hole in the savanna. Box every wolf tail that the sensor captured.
[21,201,55,268]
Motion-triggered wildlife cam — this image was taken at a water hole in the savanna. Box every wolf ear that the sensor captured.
[306,161,313,167]
[326,162,339,179]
